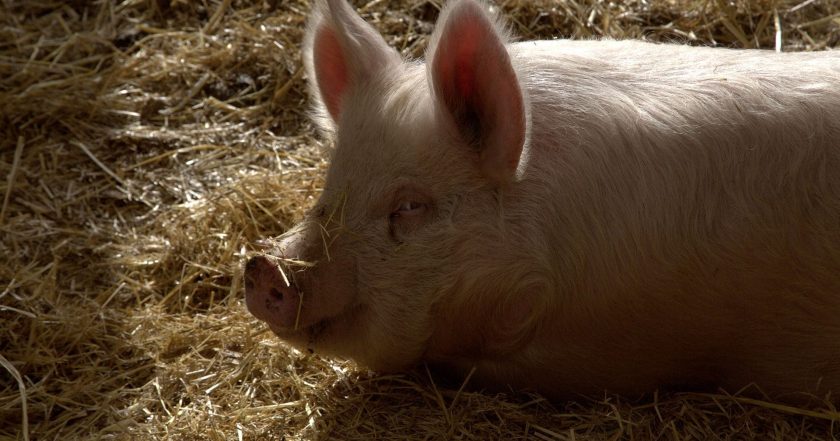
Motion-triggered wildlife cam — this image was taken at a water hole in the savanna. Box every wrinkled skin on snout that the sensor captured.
[244,221,357,355]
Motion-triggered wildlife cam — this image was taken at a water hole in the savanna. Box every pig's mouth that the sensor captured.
[266,313,329,340]
[266,302,366,353]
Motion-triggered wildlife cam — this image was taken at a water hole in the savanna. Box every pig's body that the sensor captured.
[431,40,840,398]
[245,0,840,402]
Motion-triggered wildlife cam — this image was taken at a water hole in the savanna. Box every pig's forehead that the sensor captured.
[327,66,435,187]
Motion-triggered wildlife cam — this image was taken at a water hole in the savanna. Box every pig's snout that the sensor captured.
[244,256,302,329]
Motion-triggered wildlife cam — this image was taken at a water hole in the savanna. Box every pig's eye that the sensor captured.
[387,189,433,239]
[397,201,424,215]
[390,201,426,219]
[388,197,431,240]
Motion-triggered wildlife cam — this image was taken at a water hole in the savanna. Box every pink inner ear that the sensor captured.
[453,22,482,102]
[314,24,349,121]
[431,2,525,183]
[435,18,483,120]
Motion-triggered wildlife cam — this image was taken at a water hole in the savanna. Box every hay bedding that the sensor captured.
[1,0,839,439]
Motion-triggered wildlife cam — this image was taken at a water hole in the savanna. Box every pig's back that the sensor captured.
[511,39,840,127]
[512,38,840,77]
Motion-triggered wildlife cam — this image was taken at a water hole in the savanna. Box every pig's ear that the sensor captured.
[303,0,401,131]
[427,0,527,185]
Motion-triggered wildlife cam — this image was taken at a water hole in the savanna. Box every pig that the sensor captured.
[245,0,840,402]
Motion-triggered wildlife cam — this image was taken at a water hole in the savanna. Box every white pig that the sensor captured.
[245,0,840,401]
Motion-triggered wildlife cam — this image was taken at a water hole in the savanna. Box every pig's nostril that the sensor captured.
[270,287,284,301]
[245,256,261,271]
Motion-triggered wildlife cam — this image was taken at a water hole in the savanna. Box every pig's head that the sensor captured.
[245,0,544,372]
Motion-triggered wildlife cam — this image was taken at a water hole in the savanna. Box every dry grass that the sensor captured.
[1,0,839,439]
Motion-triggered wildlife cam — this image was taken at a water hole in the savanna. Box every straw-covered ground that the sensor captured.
[2,0,839,439]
